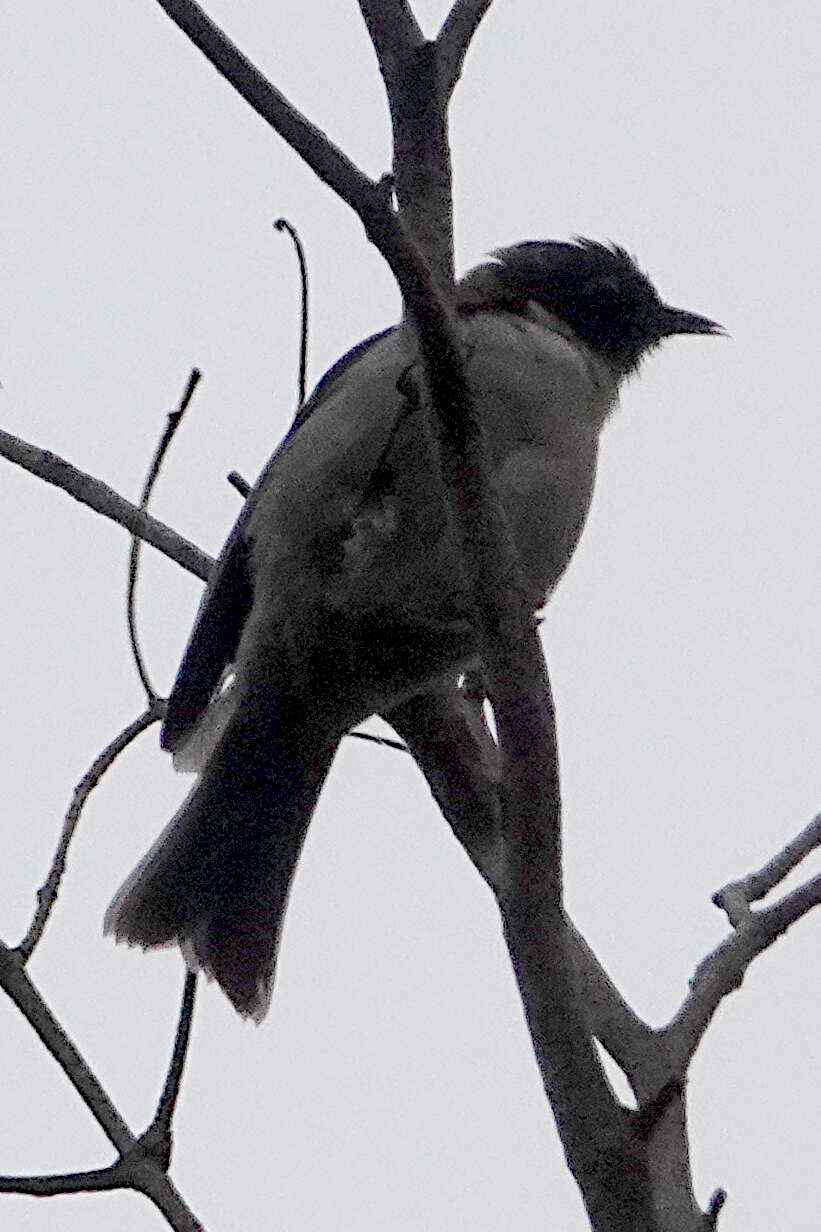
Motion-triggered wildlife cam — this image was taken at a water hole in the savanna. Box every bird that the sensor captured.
[105,238,720,1020]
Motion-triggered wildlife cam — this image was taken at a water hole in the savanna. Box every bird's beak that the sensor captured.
[660,305,726,337]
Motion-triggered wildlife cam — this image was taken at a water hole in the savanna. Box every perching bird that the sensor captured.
[106,239,720,1019]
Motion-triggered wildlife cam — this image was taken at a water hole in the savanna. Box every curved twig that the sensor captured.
[128,369,201,700]
[273,219,309,406]
[16,701,166,963]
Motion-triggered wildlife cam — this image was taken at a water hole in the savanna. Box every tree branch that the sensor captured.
[566,924,660,1097]
[16,702,165,963]
[272,219,309,407]
[146,971,198,1157]
[111,7,704,1225]
[0,1164,135,1196]
[365,267,643,1220]
[713,811,821,924]
[388,687,664,1095]
[384,681,505,889]
[0,943,137,1157]
[357,0,424,87]
[0,1161,203,1231]
[152,1,384,223]
[664,863,821,1071]
[0,943,204,1229]
[128,369,201,700]
[0,427,212,581]
[437,0,495,97]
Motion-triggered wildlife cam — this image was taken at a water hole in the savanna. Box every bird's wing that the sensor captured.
[284,327,393,439]
[160,518,253,754]
[160,326,406,755]
[162,307,610,757]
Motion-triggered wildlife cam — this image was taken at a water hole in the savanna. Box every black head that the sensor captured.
[489,239,721,376]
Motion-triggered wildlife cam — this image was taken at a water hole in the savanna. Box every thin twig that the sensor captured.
[0,427,213,581]
[128,369,201,699]
[226,470,251,498]
[705,1188,727,1227]
[0,1163,135,1196]
[144,971,198,1166]
[16,701,165,963]
[273,219,309,406]
[0,943,204,1228]
[0,1164,204,1231]
[347,728,408,752]
[0,942,137,1155]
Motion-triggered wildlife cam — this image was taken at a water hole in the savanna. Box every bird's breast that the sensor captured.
[245,311,613,657]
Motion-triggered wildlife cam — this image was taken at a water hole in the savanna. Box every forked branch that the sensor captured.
[664,813,821,1070]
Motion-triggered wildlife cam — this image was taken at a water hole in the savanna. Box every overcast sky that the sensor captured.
[2,2,821,1229]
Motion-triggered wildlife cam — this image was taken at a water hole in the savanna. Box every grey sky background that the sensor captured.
[2,2,820,1229]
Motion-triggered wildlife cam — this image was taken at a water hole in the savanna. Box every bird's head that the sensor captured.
[463,238,722,376]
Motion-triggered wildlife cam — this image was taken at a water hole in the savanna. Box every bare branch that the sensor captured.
[128,369,202,700]
[0,1162,204,1231]
[385,682,504,888]
[0,942,136,1156]
[0,1164,133,1196]
[566,925,660,1098]
[757,871,821,935]
[347,728,409,753]
[145,971,198,1161]
[713,811,821,920]
[226,470,251,498]
[125,1164,205,1232]
[273,219,309,407]
[129,9,653,1223]
[0,943,205,1228]
[0,427,213,581]
[437,0,495,97]
[16,701,165,963]
[357,0,424,91]
[152,4,453,283]
[706,1188,727,1227]
[152,2,384,223]
[386,688,663,1098]
[0,1153,205,1230]
[664,871,821,1069]
[356,5,455,279]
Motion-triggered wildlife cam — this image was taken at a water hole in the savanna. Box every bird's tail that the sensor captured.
[105,698,338,1021]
